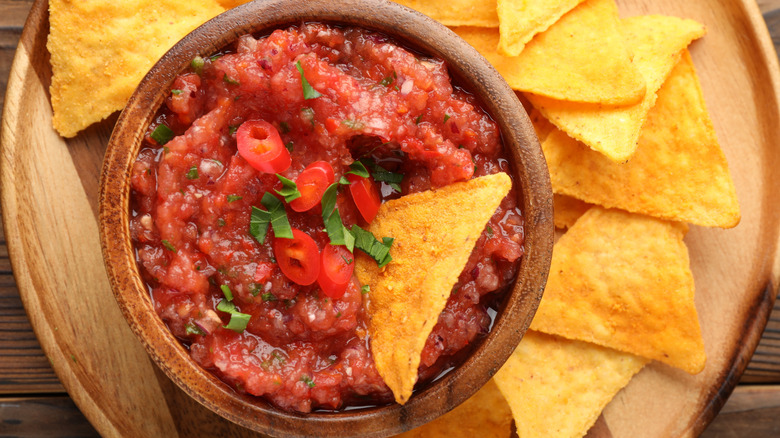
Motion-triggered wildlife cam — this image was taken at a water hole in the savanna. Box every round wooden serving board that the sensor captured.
[2,0,780,437]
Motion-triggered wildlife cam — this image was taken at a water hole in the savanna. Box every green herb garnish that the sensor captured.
[279,121,291,134]
[379,70,396,87]
[415,114,422,125]
[444,114,451,123]
[186,166,199,180]
[321,184,355,251]
[190,56,205,74]
[275,174,302,202]
[249,193,293,244]
[350,225,393,267]
[216,300,251,333]
[261,292,277,302]
[185,323,205,335]
[171,89,183,95]
[341,119,364,130]
[218,218,226,227]
[486,225,494,238]
[162,240,177,253]
[229,125,239,135]
[150,124,175,146]
[223,73,240,86]
[227,194,242,203]
[296,60,322,99]
[362,159,403,192]
[300,375,316,388]
[285,141,294,152]
[345,160,369,178]
[220,284,234,301]
[361,285,370,294]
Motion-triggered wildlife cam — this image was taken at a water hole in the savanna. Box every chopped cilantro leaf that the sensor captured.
[262,192,293,239]
[262,292,277,302]
[345,161,369,178]
[150,124,175,146]
[486,225,494,237]
[361,285,370,294]
[321,184,355,251]
[220,284,234,301]
[171,89,183,95]
[300,375,316,388]
[227,194,242,203]
[444,114,450,123]
[379,71,396,87]
[350,225,393,267]
[285,141,294,152]
[223,73,240,86]
[229,125,239,135]
[279,121,291,133]
[296,60,322,99]
[185,323,205,335]
[162,240,177,253]
[218,218,226,227]
[415,114,422,125]
[275,174,302,202]
[186,166,199,180]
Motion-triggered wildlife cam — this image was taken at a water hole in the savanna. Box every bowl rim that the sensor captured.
[98,0,553,436]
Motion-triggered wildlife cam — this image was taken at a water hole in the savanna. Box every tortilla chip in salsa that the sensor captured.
[354,173,512,404]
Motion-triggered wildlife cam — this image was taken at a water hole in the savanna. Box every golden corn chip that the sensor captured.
[494,330,648,438]
[543,51,740,228]
[355,173,512,404]
[392,0,499,27]
[496,0,586,56]
[216,0,251,7]
[527,15,706,162]
[553,194,592,229]
[529,108,556,143]
[395,379,513,438]
[454,0,646,105]
[48,0,227,137]
[530,207,706,373]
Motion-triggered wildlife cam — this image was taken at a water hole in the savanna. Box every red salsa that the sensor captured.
[130,23,524,412]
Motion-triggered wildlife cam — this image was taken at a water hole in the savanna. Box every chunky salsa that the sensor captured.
[130,23,525,412]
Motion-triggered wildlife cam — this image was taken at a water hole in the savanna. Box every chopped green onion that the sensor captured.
[262,292,277,302]
[220,284,234,301]
[223,73,240,86]
[209,54,222,62]
[361,285,370,294]
[275,174,302,202]
[185,323,205,335]
[186,166,199,180]
[379,70,396,87]
[171,89,183,95]
[249,193,293,245]
[229,125,239,135]
[296,60,322,99]
[227,194,242,203]
[341,119,364,130]
[444,114,451,123]
[350,225,393,267]
[300,375,316,388]
[191,56,205,74]
[218,218,226,227]
[486,225,494,237]
[285,141,294,152]
[150,124,175,146]
[162,240,177,253]
[216,300,251,333]
[345,161,369,178]
[279,121,291,134]
[415,114,422,125]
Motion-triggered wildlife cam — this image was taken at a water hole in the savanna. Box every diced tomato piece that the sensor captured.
[273,229,320,286]
[254,262,275,283]
[317,244,355,299]
[347,173,381,223]
[290,161,335,212]
[236,120,291,173]
[484,236,523,262]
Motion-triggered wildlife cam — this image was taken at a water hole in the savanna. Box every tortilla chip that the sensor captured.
[527,15,706,162]
[529,108,556,143]
[543,51,740,228]
[48,0,227,137]
[530,207,706,373]
[454,0,646,105]
[496,0,586,56]
[553,194,592,229]
[392,0,499,27]
[494,330,648,438]
[395,379,513,438]
[355,173,512,404]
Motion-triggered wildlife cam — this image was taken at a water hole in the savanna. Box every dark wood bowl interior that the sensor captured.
[98,0,553,436]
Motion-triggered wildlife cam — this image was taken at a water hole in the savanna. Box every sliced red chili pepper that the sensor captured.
[347,173,381,223]
[290,161,335,212]
[273,229,320,286]
[236,120,291,173]
[317,244,355,299]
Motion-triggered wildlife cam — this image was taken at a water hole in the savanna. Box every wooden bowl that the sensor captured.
[99,0,553,436]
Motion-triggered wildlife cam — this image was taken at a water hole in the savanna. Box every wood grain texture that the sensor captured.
[0,396,99,437]
[1,0,780,437]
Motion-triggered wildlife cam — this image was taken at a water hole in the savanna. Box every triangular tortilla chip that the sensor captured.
[543,51,740,228]
[355,173,512,403]
[553,194,592,229]
[527,15,706,162]
[395,379,513,438]
[530,207,706,373]
[496,0,586,56]
[49,0,227,137]
[494,330,648,438]
[392,0,499,27]
[454,0,646,105]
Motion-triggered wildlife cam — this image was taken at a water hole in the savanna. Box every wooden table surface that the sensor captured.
[2,0,780,436]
